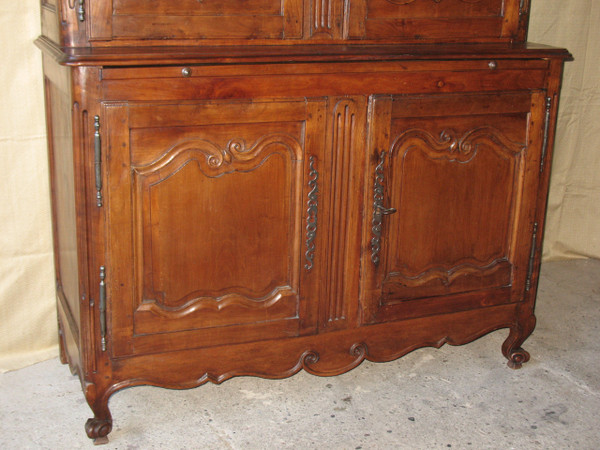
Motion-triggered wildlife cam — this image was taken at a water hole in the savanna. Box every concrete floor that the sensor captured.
[1,259,599,449]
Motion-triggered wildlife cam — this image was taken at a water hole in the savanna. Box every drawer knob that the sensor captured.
[488,61,498,70]
[181,67,192,77]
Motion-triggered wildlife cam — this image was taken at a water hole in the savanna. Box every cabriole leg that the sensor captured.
[84,385,113,445]
[502,313,536,369]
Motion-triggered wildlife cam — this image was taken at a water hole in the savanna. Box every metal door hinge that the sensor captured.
[99,266,107,352]
[77,0,85,22]
[525,222,538,292]
[540,97,552,172]
[94,115,103,207]
[519,0,529,15]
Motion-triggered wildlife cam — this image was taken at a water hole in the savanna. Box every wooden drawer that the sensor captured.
[100,59,549,101]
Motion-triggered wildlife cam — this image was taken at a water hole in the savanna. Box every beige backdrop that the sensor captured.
[1,0,599,372]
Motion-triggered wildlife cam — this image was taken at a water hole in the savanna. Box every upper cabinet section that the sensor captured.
[346,0,529,43]
[42,0,530,47]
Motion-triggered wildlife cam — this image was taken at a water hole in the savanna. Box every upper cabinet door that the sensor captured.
[345,0,527,42]
[360,91,546,324]
[89,0,304,41]
[103,98,327,357]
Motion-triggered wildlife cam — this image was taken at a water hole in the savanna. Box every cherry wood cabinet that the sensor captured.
[37,0,570,443]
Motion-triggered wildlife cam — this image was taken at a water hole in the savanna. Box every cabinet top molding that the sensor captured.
[35,36,572,67]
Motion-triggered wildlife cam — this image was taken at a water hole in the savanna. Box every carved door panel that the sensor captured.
[89,0,304,41]
[345,0,523,42]
[104,99,327,357]
[360,92,547,324]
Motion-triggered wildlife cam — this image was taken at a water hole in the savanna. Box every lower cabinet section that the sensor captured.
[101,90,547,358]
[42,55,566,443]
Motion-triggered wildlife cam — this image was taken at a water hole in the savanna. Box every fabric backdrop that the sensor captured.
[1,0,599,372]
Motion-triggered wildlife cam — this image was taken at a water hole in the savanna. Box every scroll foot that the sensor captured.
[505,347,531,370]
[502,313,536,370]
[85,417,112,445]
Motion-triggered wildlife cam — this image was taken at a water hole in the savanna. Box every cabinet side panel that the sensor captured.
[40,0,60,44]
[42,58,81,347]
[41,0,88,47]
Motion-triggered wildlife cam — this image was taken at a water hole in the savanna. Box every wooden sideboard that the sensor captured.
[36,0,571,443]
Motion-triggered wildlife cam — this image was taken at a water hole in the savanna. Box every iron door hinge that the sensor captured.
[540,97,552,173]
[99,266,107,352]
[525,222,539,292]
[77,0,85,22]
[94,115,103,207]
[519,0,529,15]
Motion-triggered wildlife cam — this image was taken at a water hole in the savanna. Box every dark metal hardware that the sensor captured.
[525,222,538,292]
[376,204,397,215]
[99,266,107,352]
[540,97,552,172]
[371,151,397,265]
[77,0,85,22]
[94,115,103,207]
[305,155,319,270]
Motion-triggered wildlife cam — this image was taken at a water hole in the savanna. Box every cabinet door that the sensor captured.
[360,92,546,323]
[89,0,303,41]
[104,99,326,357]
[346,0,523,42]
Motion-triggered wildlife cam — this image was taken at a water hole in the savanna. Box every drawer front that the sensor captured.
[101,59,549,102]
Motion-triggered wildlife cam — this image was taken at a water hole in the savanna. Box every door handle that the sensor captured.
[371,150,395,265]
[376,204,397,215]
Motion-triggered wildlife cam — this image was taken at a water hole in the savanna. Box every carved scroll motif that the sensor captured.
[134,133,303,179]
[390,127,525,163]
[136,286,293,319]
[386,257,509,287]
[305,155,319,270]
[300,342,369,376]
